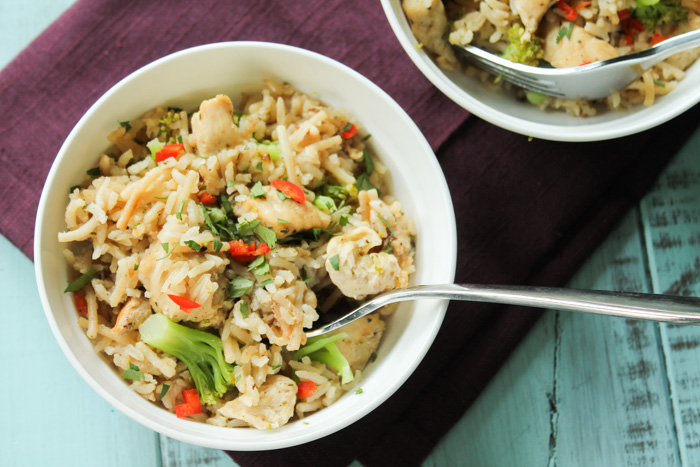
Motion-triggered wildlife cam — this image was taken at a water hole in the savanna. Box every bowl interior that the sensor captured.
[34,42,457,450]
[381,0,700,142]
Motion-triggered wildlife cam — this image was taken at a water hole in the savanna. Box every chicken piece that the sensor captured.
[233,186,331,239]
[325,226,401,300]
[112,297,152,334]
[543,22,619,68]
[191,94,242,157]
[218,375,297,429]
[513,0,557,34]
[402,0,460,70]
[331,314,385,371]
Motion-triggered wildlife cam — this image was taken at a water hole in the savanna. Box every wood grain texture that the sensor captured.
[641,131,700,465]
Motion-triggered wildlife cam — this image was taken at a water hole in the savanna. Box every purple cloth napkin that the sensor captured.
[1,1,697,465]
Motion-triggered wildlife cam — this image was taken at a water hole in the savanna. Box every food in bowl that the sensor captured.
[401,0,700,116]
[57,79,416,429]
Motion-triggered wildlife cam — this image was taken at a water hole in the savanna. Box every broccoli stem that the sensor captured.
[139,313,236,405]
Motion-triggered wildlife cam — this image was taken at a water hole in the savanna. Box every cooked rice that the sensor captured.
[403,0,700,116]
[59,80,416,429]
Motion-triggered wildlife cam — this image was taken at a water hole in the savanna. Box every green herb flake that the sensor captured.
[383,246,394,254]
[329,254,340,271]
[158,384,170,401]
[256,161,263,171]
[340,122,353,133]
[86,167,101,178]
[378,216,396,236]
[64,268,97,293]
[277,190,290,201]
[239,301,250,318]
[362,149,374,175]
[339,212,350,226]
[260,278,273,286]
[176,200,185,221]
[123,362,144,381]
[654,79,666,88]
[355,388,363,395]
[277,218,291,224]
[185,240,203,252]
[134,264,139,271]
[254,224,277,249]
[213,239,224,253]
[250,181,266,199]
[119,120,132,132]
[271,364,282,370]
[230,276,254,298]
[556,23,574,44]
[154,195,169,200]
[156,242,173,261]
[69,185,81,194]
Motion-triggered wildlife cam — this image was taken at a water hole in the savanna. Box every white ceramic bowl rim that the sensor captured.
[34,41,457,450]
[380,0,700,142]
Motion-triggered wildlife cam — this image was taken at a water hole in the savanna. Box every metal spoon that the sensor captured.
[305,284,700,337]
[451,28,700,99]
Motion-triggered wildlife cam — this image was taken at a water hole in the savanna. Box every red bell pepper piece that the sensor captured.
[228,240,270,262]
[297,380,318,399]
[651,32,668,45]
[197,191,217,205]
[175,389,202,418]
[340,123,357,139]
[167,294,201,313]
[556,1,578,20]
[73,291,88,316]
[155,144,185,163]
[271,179,306,204]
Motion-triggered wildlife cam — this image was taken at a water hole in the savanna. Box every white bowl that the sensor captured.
[381,0,700,142]
[34,42,457,450]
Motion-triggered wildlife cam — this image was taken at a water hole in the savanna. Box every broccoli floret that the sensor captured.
[502,24,544,66]
[633,0,688,31]
[139,313,236,405]
[294,333,354,384]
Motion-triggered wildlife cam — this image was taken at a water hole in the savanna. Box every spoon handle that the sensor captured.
[306,284,700,337]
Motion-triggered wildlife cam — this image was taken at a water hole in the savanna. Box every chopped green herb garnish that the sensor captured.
[156,242,173,261]
[122,362,144,381]
[378,216,396,236]
[339,212,350,226]
[271,364,281,370]
[362,134,372,141]
[383,246,394,254]
[185,240,203,252]
[340,122,353,133]
[119,120,132,132]
[158,384,170,401]
[654,79,666,88]
[239,301,250,318]
[260,278,273,286]
[69,185,81,194]
[253,224,277,249]
[556,23,574,44]
[329,254,340,271]
[134,264,139,271]
[277,190,290,201]
[213,239,223,253]
[230,276,254,298]
[355,388,363,394]
[64,268,97,293]
[177,135,184,144]
[250,181,266,199]
[362,149,374,175]
[176,200,185,220]
[256,161,263,171]
[277,218,291,224]
[154,195,169,200]
[86,167,101,178]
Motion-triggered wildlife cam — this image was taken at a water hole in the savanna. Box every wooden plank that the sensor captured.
[640,128,700,466]
[555,210,678,466]
[425,209,679,465]
[160,438,236,467]
[0,235,162,467]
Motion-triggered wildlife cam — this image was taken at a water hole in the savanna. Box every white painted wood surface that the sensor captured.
[3,2,700,466]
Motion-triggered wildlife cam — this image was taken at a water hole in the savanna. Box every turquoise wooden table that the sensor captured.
[3,2,700,466]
